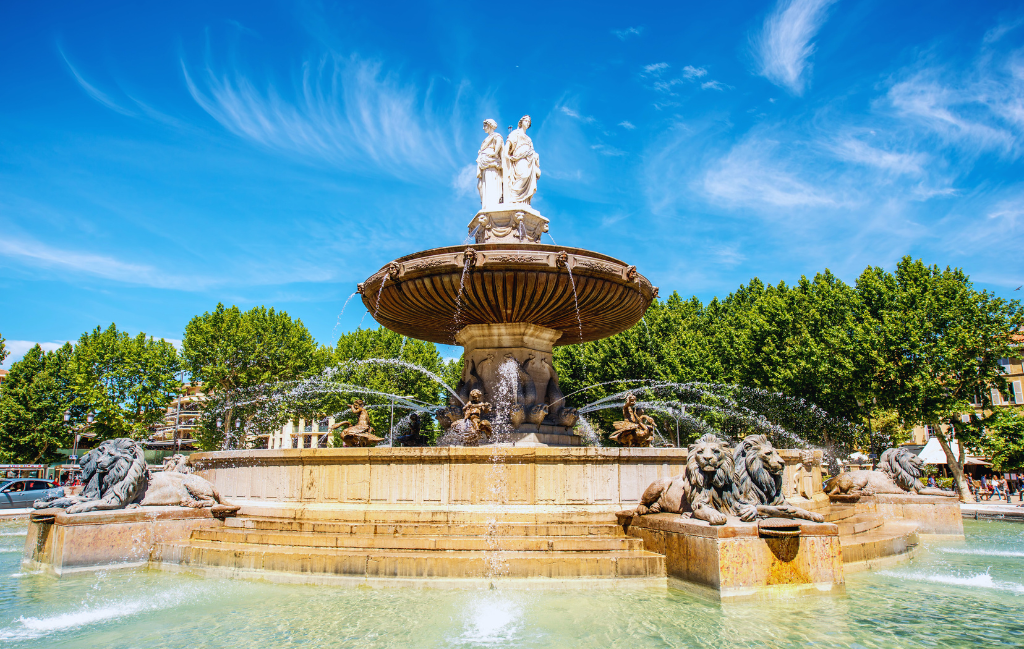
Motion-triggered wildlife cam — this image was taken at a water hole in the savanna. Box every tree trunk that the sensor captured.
[221,405,234,451]
[936,430,974,503]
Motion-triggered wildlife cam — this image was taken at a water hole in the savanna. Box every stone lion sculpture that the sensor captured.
[34,438,237,514]
[162,453,192,473]
[826,447,949,497]
[635,434,756,525]
[733,435,824,523]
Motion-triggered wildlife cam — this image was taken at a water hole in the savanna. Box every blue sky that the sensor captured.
[3,0,1024,367]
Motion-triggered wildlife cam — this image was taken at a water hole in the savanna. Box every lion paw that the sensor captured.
[738,504,758,522]
[634,505,650,516]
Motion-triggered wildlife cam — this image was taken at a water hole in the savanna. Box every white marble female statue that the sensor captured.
[476,119,504,209]
[502,115,541,205]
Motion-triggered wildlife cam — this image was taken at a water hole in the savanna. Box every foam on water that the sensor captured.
[937,547,1024,558]
[0,531,27,537]
[879,569,1024,595]
[454,595,524,646]
[0,584,207,641]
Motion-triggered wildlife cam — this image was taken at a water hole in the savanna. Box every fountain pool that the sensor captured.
[2,518,1022,648]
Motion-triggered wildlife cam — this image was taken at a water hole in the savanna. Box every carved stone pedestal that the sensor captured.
[469,204,550,244]
[443,323,580,446]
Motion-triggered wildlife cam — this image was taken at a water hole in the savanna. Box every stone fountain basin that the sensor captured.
[359,244,657,345]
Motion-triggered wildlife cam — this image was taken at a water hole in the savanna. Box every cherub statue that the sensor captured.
[331,399,385,447]
[460,389,493,445]
[609,393,655,447]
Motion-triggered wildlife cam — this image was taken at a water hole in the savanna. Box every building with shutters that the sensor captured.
[908,355,1024,445]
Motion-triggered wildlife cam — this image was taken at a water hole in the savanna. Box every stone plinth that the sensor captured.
[469,205,549,244]
[620,512,844,601]
[23,507,224,576]
[829,492,964,537]
[451,323,577,445]
[190,447,690,512]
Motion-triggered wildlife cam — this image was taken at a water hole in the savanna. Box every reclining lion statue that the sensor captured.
[635,434,757,525]
[733,434,824,522]
[826,447,950,497]
[34,438,238,515]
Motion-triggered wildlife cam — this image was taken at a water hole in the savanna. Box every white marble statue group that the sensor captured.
[476,116,541,210]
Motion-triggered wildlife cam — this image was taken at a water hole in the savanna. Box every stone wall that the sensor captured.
[191,447,830,513]
[191,447,694,511]
[23,507,223,575]
[622,513,844,600]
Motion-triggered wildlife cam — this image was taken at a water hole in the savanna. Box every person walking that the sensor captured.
[981,474,990,500]
[991,476,1005,501]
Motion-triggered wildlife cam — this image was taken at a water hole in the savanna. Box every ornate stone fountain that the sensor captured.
[357,116,656,446]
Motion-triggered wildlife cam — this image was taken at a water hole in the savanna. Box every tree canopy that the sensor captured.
[70,324,182,439]
[182,303,322,449]
[0,344,77,463]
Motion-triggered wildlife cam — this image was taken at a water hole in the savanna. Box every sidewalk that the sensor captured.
[0,509,33,520]
[961,501,1024,522]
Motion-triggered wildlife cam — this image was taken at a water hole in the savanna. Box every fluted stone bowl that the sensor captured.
[358,244,657,346]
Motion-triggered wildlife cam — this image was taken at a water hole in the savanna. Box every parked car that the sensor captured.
[0,479,64,509]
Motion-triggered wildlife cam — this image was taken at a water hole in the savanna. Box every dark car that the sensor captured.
[0,479,64,509]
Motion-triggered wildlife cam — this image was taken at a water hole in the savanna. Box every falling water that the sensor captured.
[398,336,407,357]
[546,232,557,245]
[464,224,480,245]
[563,264,584,343]
[452,261,471,333]
[332,292,358,340]
[373,275,389,320]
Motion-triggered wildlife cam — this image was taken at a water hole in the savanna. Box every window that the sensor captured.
[292,437,299,449]
[318,422,329,433]
[924,425,935,440]
[992,388,1004,406]
[1014,381,1023,405]
[999,358,1012,374]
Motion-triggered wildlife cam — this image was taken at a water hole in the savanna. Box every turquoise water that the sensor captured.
[0,519,1022,648]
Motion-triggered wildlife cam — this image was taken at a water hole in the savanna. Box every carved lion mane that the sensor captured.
[35,439,148,514]
[877,447,925,493]
[733,434,785,506]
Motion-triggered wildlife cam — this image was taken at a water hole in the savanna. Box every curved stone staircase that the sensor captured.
[154,510,666,583]
[825,503,920,572]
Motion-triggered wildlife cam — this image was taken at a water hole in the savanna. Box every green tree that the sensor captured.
[0,344,78,462]
[325,328,449,442]
[71,324,182,439]
[0,332,8,367]
[182,304,320,450]
[983,407,1024,472]
[858,257,1024,501]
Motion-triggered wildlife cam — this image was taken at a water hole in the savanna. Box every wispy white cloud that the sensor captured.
[182,54,465,180]
[452,163,477,198]
[682,66,707,79]
[60,50,136,116]
[701,80,726,91]
[703,137,840,208]
[886,63,1024,158]
[612,26,644,40]
[619,121,636,130]
[830,137,928,176]
[643,62,669,74]
[558,105,595,123]
[1,341,68,369]
[754,0,837,95]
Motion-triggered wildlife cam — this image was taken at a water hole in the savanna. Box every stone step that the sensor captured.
[834,513,884,536]
[192,528,643,552]
[155,540,666,580]
[224,516,626,538]
[823,504,858,523]
[232,505,622,525]
[840,520,919,570]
